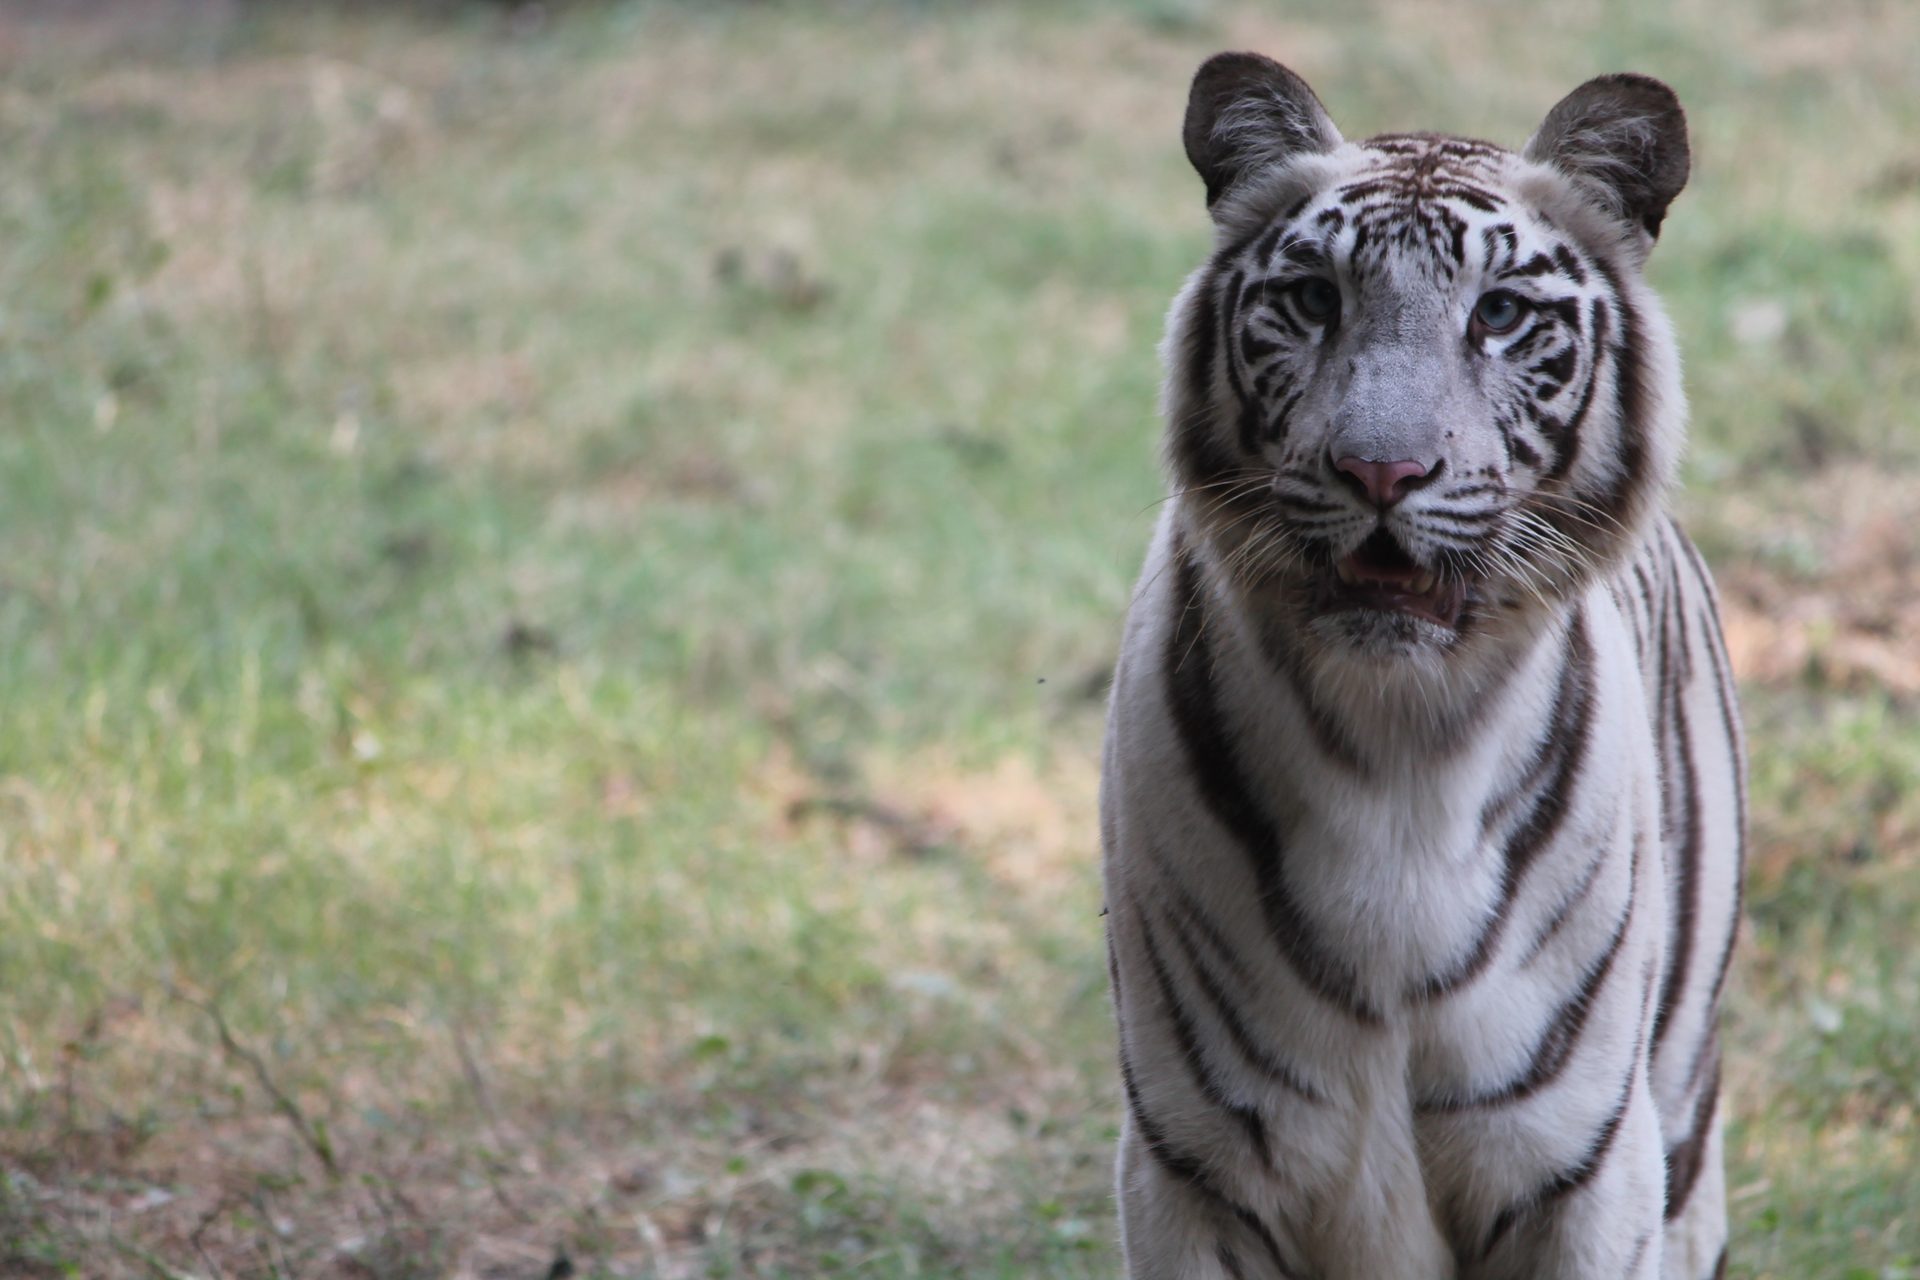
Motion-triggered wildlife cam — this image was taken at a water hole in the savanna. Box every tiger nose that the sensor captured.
[1333,455,1435,508]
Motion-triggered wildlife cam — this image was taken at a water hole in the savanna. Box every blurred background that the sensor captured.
[1,0,1916,1275]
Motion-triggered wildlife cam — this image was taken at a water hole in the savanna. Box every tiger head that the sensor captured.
[1164,55,1689,663]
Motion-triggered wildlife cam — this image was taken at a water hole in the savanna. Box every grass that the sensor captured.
[0,0,1916,1275]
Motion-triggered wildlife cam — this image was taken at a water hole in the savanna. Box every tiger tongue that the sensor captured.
[1338,533,1436,594]
[1325,546,1462,627]
[1338,553,1437,594]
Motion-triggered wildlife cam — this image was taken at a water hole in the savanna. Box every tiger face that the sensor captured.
[1166,58,1689,661]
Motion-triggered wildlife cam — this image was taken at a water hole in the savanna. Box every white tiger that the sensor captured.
[1100,54,1744,1280]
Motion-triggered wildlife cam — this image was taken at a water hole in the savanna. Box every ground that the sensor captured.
[0,1,1916,1276]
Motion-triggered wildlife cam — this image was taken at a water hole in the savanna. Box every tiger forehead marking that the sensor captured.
[1323,134,1512,277]
[1235,141,1608,481]
[1104,53,1743,1280]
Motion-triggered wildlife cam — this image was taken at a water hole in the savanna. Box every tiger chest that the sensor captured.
[1277,785,1508,1004]
[1269,633,1663,1079]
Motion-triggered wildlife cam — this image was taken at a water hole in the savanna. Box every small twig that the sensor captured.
[170,985,342,1178]
[189,1194,236,1280]
[785,794,950,858]
[241,250,289,396]
[247,1188,297,1278]
[450,1024,503,1135]
[450,1024,526,1219]
[109,1232,207,1280]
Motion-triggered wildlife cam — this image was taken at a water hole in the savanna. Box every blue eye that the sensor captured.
[1473,290,1525,335]
[1292,278,1341,324]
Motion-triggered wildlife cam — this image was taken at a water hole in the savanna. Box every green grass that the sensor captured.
[1,1,1916,1275]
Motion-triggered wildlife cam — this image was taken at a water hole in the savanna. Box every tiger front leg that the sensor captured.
[1662,1112,1729,1280]
[1464,1072,1669,1280]
[1116,1124,1300,1280]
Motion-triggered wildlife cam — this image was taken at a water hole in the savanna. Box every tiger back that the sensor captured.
[1100,55,1744,1280]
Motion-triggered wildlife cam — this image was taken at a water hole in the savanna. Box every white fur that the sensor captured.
[1103,98,1741,1280]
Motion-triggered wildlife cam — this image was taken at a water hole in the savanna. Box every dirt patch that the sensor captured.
[775,746,1102,899]
[1708,462,1920,698]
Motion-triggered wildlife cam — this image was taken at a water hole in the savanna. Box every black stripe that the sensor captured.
[1486,222,1518,269]
[1506,317,1560,364]
[1169,268,1230,490]
[1213,220,1277,273]
[1160,890,1324,1102]
[1136,908,1273,1164]
[1334,178,1393,202]
[1652,579,1706,1052]
[1509,429,1542,470]
[1417,506,1504,531]
[1478,1053,1638,1260]
[1257,629,1366,773]
[1673,525,1748,820]
[1531,345,1576,390]
[1348,222,1372,279]
[1666,523,1698,681]
[1251,224,1286,268]
[1272,490,1340,516]
[1267,306,1309,342]
[1162,540,1382,1023]
[1165,876,1254,985]
[1663,1043,1722,1221]
[1551,242,1588,284]
[1239,270,1280,311]
[1365,133,1506,159]
[1118,1035,1301,1280]
[1589,258,1651,528]
[1417,614,1593,999]
[1672,528,1747,1034]
[1541,297,1606,483]
[1519,843,1609,965]
[1536,295,1583,329]
[1117,1029,1212,1189]
[1447,186,1501,214]
[1423,853,1635,1112]
[1628,558,1658,661]
[1116,916,1309,1265]
[1268,387,1303,445]
[1241,328,1279,363]
[1229,1207,1298,1279]
[1624,1228,1654,1276]
[1220,268,1263,456]
[1275,238,1331,271]
[1676,1026,1721,1097]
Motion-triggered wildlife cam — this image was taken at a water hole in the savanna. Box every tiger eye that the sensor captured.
[1294,278,1341,324]
[1473,290,1525,335]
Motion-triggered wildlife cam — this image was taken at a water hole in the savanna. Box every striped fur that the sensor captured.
[1102,58,1743,1279]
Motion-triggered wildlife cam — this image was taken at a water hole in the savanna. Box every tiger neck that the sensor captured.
[1186,529,1577,776]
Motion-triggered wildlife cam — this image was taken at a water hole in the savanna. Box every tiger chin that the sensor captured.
[1101,55,1744,1280]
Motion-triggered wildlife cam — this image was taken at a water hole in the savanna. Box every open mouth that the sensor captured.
[1312,529,1465,629]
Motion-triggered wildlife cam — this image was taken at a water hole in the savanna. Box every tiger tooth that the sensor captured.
[1336,561,1357,585]
[1412,570,1436,594]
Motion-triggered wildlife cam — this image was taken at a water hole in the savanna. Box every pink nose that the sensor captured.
[1334,456,1431,508]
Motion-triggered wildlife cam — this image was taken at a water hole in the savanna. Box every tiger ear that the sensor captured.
[1184,52,1342,212]
[1523,74,1690,239]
